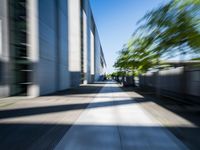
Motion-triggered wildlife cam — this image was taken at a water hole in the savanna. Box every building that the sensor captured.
[0,0,106,98]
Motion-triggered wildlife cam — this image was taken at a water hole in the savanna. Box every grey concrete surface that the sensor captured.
[0,83,103,150]
[54,81,189,150]
[125,86,200,150]
[0,81,196,150]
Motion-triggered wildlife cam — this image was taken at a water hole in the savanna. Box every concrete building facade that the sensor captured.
[0,0,106,98]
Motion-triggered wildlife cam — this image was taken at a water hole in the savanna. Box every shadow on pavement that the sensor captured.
[125,86,200,126]
[0,123,199,150]
[46,82,133,96]
[122,86,200,150]
[0,82,200,150]
[0,99,146,119]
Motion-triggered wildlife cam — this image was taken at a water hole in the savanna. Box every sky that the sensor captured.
[90,0,169,73]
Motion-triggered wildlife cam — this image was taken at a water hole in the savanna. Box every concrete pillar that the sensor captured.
[90,30,95,82]
[0,0,10,97]
[57,0,70,91]
[82,0,92,84]
[27,0,40,97]
[82,9,88,84]
[68,0,81,87]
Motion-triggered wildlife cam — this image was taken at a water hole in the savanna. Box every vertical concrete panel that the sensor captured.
[94,29,101,81]
[0,20,2,56]
[28,0,74,96]
[0,0,10,97]
[86,1,92,83]
[83,10,88,84]
[27,0,40,97]
[0,0,9,60]
[36,0,57,95]
[82,0,92,83]
[101,49,107,75]
[58,0,70,90]
[68,0,81,87]
[90,30,95,82]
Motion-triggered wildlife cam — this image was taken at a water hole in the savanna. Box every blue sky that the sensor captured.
[90,0,169,73]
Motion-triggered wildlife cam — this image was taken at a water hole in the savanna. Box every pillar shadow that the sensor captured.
[0,98,146,119]
[0,123,199,150]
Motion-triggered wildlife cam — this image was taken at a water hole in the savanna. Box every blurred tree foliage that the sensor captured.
[113,0,200,76]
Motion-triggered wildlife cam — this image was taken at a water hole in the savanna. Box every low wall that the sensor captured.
[139,67,200,103]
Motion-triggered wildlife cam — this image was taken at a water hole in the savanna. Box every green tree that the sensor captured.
[139,0,200,58]
[113,0,200,76]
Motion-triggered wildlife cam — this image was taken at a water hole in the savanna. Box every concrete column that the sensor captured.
[83,10,88,84]
[68,0,81,87]
[0,0,10,97]
[94,29,101,81]
[0,20,2,57]
[27,0,40,97]
[85,2,92,83]
[90,30,95,82]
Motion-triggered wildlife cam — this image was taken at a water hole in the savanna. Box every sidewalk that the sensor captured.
[55,82,188,150]
[0,83,104,150]
[0,81,191,150]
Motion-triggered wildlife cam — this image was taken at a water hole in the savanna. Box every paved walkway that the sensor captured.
[54,82,188,150]
[0,83,103,150]
[0,81,195,150]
